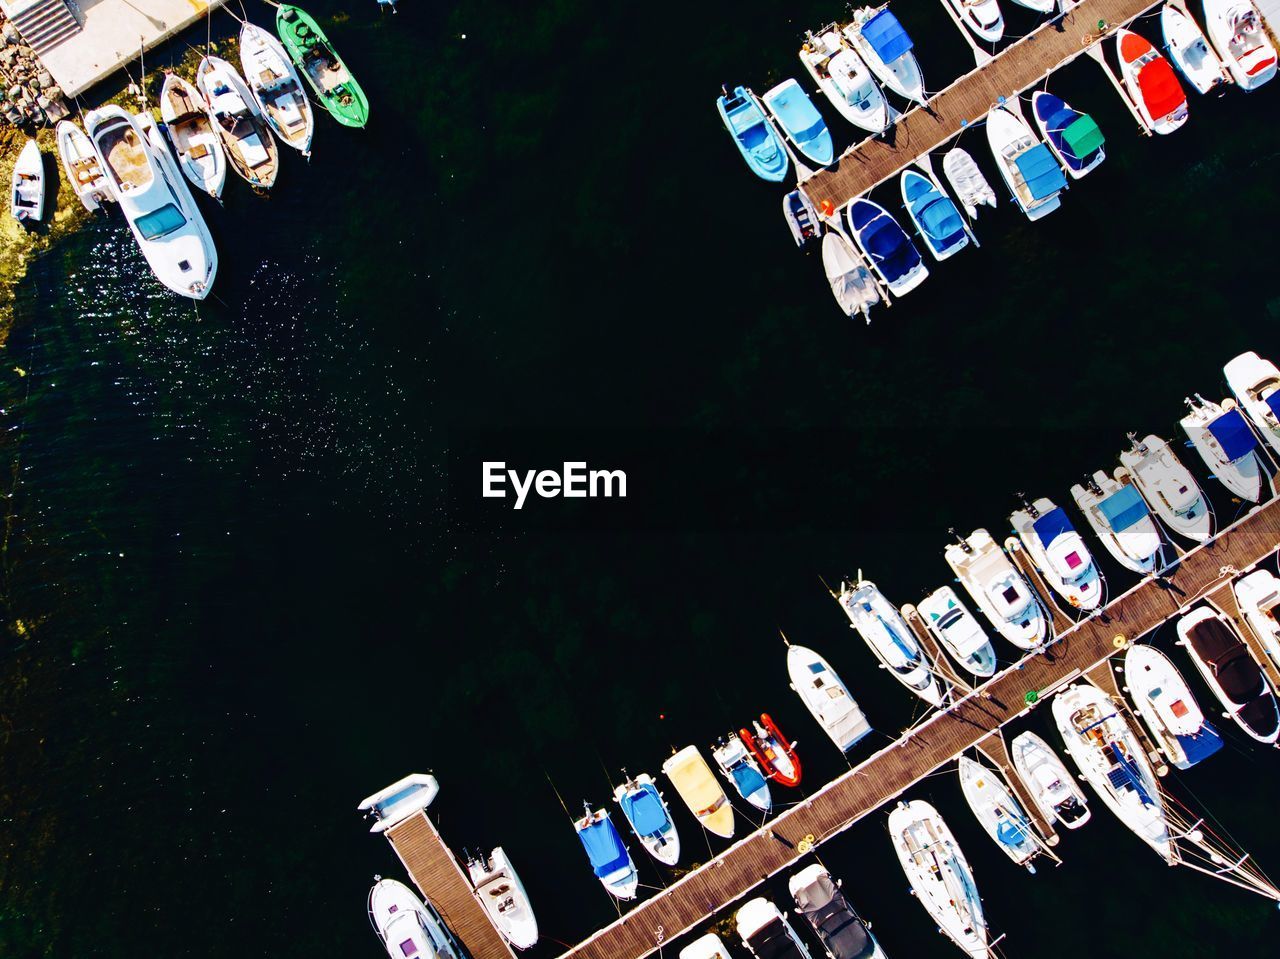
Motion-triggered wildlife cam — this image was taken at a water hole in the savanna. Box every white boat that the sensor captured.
[821,231,880,322]
[837,578,945,707]
[1070,471,1164,574]
[196,55,280,189]
[945,0,1004,44]
[1203,0,1277,89]
[1008,0,1054,11]
[917,586,997,677]
[1030,90,1106,179]
[1233,569,1280,668]
[843,8,926,105]
[1052,682,1172,861]
[784,189,821,247]
[368,878,460,959]
[1009,731,1091,830]
[712,733,772,813]
[56,121,114,212]
[1180,395,1264,502]
[1224,350,1280,456]
[1176,607,1280,744]
[786,643,873,753]
[240,21,315,155]
[466,847,538,950]
[680,934,733,959]
[788,863,888,959]
[844,197,929,297]
[10,138,44,223]
[83,105,218,300]
[941,148,996,219]
[1117,29,1190,134]
[956,756,1042,872]
[1123,644,1223,770]
[663,745,735,839]
[357,772,440,833]
[573,805,639,899]
[736,898,813,959]
[613,772,681,866]
[985,104,1066,221]
[887,800,988,959]
[1161,2,1230,94]
[798,29,889,134]
[944,528,1047,651]
[1009,496,1104,611]
[1117,433,1212,542]
[160,73,227,199]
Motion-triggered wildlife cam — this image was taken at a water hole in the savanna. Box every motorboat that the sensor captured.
[1233,569,1280,668]
[941,149,996,222]
[1009,496,1104,611]
[789,863,887,959]
[899,169,969,261]
[1116,29,1189,134]
[784,190,821,247]
[573,805,639,900]
[945,0,1004,45]
[1180,395,1265,502]
[1203,0,1277,89]
[712,733,772,813]
[613,772,681,866]
[717,85,789,182]
[680,934,733,959]
[844,8,926,105]
[56,121,114,212]
[1070,471,1164,574]
[368,878,460,959]
[887,799,988,959]
[1009,0,1054,11]
[787,643,873,752]
[736,898,813,959]
[357,772,440,833]
[240,21,315,155]
[1030,91,1105,179]
[798,28,890,134]
[663,745,735,838]
[762,78,834,167]
[1123,644,1223,770]
[985,104,1066,221]
[465,848,538,950]
[159,73,227,199]
[196,55,280,189]
[821,232,880,322]
[917,586,997,678]
[845,197,928,296]
[1161,2,1230,94]
[1176,607,1280,743]
[1009,731,1091,830]
[739,713,802,787]
[837,578,945,707]
[944,528,1047,650]
[1117,433,1212,542]
[956,756,1042,872]
[10,138,44,223]
[276,3,369,127]
[1224,350,1280,455]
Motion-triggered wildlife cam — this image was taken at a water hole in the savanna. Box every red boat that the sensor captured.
[739,713,802,787]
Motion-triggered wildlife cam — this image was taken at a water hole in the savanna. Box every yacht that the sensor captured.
[787,643,873,752]
[712,733,772,813]
[944,528,1047,651]
[1116,29,1189,134]
[843,8,926,104]
[1180,395,1265,502]
[465,848,538,950]
[945,0,1004,45]
[368,878,460,959]
[789,863,887,959]
[1233,569,1280,668]
[822,231,881,322]
[956,756,1042,872]
[837,578,945,707]
[1009,495,1104,611]
[663,745,735,838]
[1117,433,1212,542]
[1176,607,1279,743]
[1224,350,1280,456]
[573,805,639,900]
[736,898,813,959]
[845,197,929,297]
[1009,731,1091,830]
[985,103,1066,221]
[1070,471,1164,574]
[917,586,997,678]
[942,148,997,219]
[740,713,802,787]
[1161,2,1230,94]
[613,772,681,866]
[1030,91,1105,178]
[798,28,890,133]
[197,55,280,189]
[1203,0,1277,89]
[680,934,733,959]
[1123,644,1223,770]
[357,772,440,833]
[900,169,969,261]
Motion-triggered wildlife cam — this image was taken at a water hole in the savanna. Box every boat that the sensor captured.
[1008,496,1104,611]
[784,190,820,247]
[663,745,735,839]
[56,121,114,212]
[368,878,460,959]
[465,847,538,950]
[1052,682,1172,860]
[1116,29,1189,134]
[837,578,945,707]
[945,0,1004,45]
[196,55,280,189]
[1180,395,1264,502]
[1234,569,1280,668]
[821,232,880,322]
[716,85,789,182]
[844,8,926,105]
[735,898,813,959]
[761,78,834,167]
[1008,0,1054,11]
[83,105,217,300]
[899,169,969,261]
[985,104,1066,221]
[1161,2,1230,94]
[711,733,772,813]
[240,21,315,155]
[613,772,681,866]
[845,198,928,296]
[573,805,639,900]
[1117,433,1212,542]
[1224,350,1280,455]
[1123,644,1223,770]
[788,863,887,959]
[740,713,801,787]
[276,4,370,127]
[887,799,988,959]
[1176,606,1280,743]
[680,934,733,959]
[1030,91,1105,179]
[941,148,996,218]
[1203,0,1277,89]
[357,772,440,833]
[159,73,227,199]
[956,756,1042,872]
[10,138,44,223]
[917,586,997,678]
[786,643,873,752]
[1009,731,1091,830]
[1070,471,1164,574]
[798,27,890,134]
[944,528,1047,650]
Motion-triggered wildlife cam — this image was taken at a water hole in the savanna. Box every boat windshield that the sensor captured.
[136,203,187,240]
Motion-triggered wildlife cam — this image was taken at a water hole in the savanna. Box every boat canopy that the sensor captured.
[995,817,1029,848]
[863,11,914,63]
[1175,726,1224,766]
[1208,408,1258,462]
[906,176,965,246]
[771,82,825,143]
[1267,391,1280,421]
[1098,485,1148,532]
[860,212,921,279]
[1014,145,1067,200]
[1031,507,1074,546]
[730,762,767,798]
[1137,59,1185,119]
[1061,114,1104,159]
[621,784,669,836]
[579,816,630,878]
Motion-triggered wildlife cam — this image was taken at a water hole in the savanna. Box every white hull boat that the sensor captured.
[1161,3,1230,94]
[917,586,997,678]
[1224,350,1280,456]
[613,772,681,866]
[957,756,1042,871]
[789,863,888,959]
[10,138,44,223]
[838,578,945,707]
[821,232,880,322]
[712,733,772,813]
[1117,433,1212,542]
[1203,0,1277,89]
[680,934,733,959]
[784,189,820,247]
[1123,644,1223,770]
[1233,569,1280,669]
[1009,496,1104,611]
[1009,0,1054,11]
[197,55,280,189]
[945,0,1004,45]
[844,8,926,105]
[787,643,873,753]
[736,898,814,959]
[985,104,1065,221]
[466,847,538,950]
[368,878,460,959]
[1176,607,1280,743]
[1009,731,1091,830]
[1071,471,1164,574]
[1117,29,1190,134]
[160,72,228,199]
[56,121,114,212]
[1180,395,1264,502]
[942,148,996,219]
[844,196,929,297]
[799,29,890,134]
[574,805,639,899]
[944,528,1047,650]
[241,21,315,155]
[358,772,440,832]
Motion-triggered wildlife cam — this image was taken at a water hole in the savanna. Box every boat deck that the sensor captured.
[100,126,150,191]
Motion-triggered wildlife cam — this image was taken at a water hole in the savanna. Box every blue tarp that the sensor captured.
[1014,144,1067,200]
[620,785,668,836]
[579,816,630,877]
[1176,724,1224,767]
[1099,485,1148,533]
[861,214,920,281]
[1267,391,1280,421]
[730,762,767,799]
[863,10,913,63]
[1031,506,1074,546]
[917,197,964,245]
[1208,407,1258,462]
[996,817,1029,849]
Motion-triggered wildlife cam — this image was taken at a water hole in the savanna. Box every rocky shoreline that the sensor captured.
[0,13,70,130]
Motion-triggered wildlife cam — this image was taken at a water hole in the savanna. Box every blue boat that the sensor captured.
[574,805,639,900]
[614,773,681,866]
[716,85,789,182]
[1031,91,1105,179]
[761,78,833,167]
[899,169,969,261]
[845,197,928,296]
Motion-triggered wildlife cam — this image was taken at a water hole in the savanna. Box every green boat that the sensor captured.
[275,4,369,128]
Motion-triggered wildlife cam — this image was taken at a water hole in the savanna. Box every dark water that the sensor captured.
[3,1,1280,957]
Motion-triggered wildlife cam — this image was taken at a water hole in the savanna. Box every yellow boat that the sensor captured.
[662,745,735,839]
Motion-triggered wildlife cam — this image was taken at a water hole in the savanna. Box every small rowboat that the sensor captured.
[276,4,370,128]
[56,121,114,212]
[740,713,801,787]
[10,138,44,223]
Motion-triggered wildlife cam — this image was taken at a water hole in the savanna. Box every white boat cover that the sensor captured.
[942,148,997,218]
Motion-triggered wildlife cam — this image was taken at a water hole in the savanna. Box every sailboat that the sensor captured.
[798,27,890,134]
[899,169,969,261]
[761,78,834,167]
[837,578,946,707]
[957,756,1043,872]
[56,121,114,212]
[573,805,639,900]
[196,55,280,189]
[663,745,735,838]
[1009,731,1091,830]
[739,714,801,788]
[918,586,997,678]
[1203,0,1277,89]
[1176,607,1280,743]
[985,103,1066,221]
[821,232,880,322]
[845,197,928,296]
[944,528,1047,651]
[716,85,789,182]
[1224,350,1280,456]
[240,21,315,156]
[1030,91,1105,179]
[159,73,227,199]
[1116,29,1190,134]
[1070,471,1164,574]
[1180,395,1265,503]
[1009,495,1104,611]
[1161,2,1230,94]
[368,878,461,959]
[712,734,772,813]
[465,848,538,950]
[844,8,926,105]
[613,772,681,866]
[1233,569,1280,668]
[1123,644,1223,770]
[786,643,873,753]
[1117,433,1212,542]
[942,148,996,218]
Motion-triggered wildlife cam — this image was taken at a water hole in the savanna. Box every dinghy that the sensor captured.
[1117,29,1189,134]
[1117,433,1212,542]
[899,169,968,261]
[1009,496,1104,611]
[663,745,735,839]
[1070,471,1164,574]
[798,28,889,134]
[821,232,880,322]
[762,78,833,167]
[712,734,772,813]
[1235,570,1280,668]
[1030,91,1105,179]
[240,21,315,155]
[614,772,680,866]
[573,805,639,900]
[1180,396,1264,502]
[789,863,887,959]
[1203,0,1277,89]
[739,713,801,788]
[918,586,997,678]
[941,148,996,218]
[716,85,789,182]
[159,73,227,199]
[845,197,928,296]
[735,898,813,959]
[680,935,733,959]
[945,0,1004,45]
[10,139,44,223]
[1009,731,1091,830]
[1224,350,1280,455]
[1123,644,1223,770]
[1161,2,1230,94]
[56,121,114,212]
[276,4,369,127]
[957,756,1042,872]
[944,528,1047,650]
[357,772,440,832]
[465,848,538,950]
[196,55,279,189]
[368,878,461,959]
[1177,607,1280,743]
[985,104,1066,220]
[783,190,820,247]
[844,8,926,105]
[837,577,946,707]
[786,643,873,753]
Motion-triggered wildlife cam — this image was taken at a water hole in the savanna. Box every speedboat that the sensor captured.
[798,28,890,134]
[1224,350,1280,455]
[1052,682,1172,861]
[784,190,821,247]
[899,169,969,261]
[1180,395,1264,502]
[240,21,315,155]
[821,232,880,322]
[1203,0,1277,89]
[712,733,772,813]
[957,756,1042,872]
[56,121,114,212]
[613,772,681,866]
[942,148,996,218]
[159,73,227,199]
[1030,91,1105,179]
[1176,607,1280,743]
[762,78,834,167]
[1161,3,1230,94]
[10,139,44,223]
[845,197,928,296]
[573,805,639,900]
[1009,496,1104,611]
[736,898,813,959]
[680,934,733,959]
[789,863,887,959]
[944,528,1047,651]
[1117,433,1212,542]
[985,104,1066,221]
[357,772,440,833]
[838,578,945,707]
[787,643,873,753]
[1123,644,1223,770]
[197,55,280,189]
[739,713,802,788]
[945,0,1004,45]
[844,8,926,105]
[368,878,460,959]
[1009,731,1091,830]
[84,105,218,299]
[717,85,789,182]
[663,745,735,838]
[1234,569,1280,668]
[917,586,997,678]
[1070,471,1164,574]
[1116,29,1189,134]
[887,799,988,959]
[465,848,538,950]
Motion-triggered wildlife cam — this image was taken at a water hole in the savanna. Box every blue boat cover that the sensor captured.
[1266,391,1280,421]
[1208,407,1258,463]
[996,817,1029,848]
[1098,485,1148,533]
[860,212,921,281]
[1175,724,1224,767]
[1014,144,1067,200]
[620,785,669,836]
[1031,507,1074,546]
[579,816,630,877]
[905,175,964,249]
[770,83,830,162]
[863,10,913,63]
[730,762,767,799]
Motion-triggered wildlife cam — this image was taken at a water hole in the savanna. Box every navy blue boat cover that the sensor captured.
[1267,390,1280,421]
[579,816,630,877]
[1098,485,1148,532]
[1031,506,1073,545]
[1014,144,1067,200]
[1208,407,1258,462]
[862,216,920,280]
[863,11,913,63]
[1175,724,1223,766]
[621,784,668,836]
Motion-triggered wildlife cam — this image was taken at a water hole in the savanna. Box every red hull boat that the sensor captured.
[740,713,802,787]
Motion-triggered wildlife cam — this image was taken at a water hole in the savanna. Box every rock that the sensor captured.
[2,24,18,42]
[37,70,50,87]
[8,83,21,99]
[0,49,15,66]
